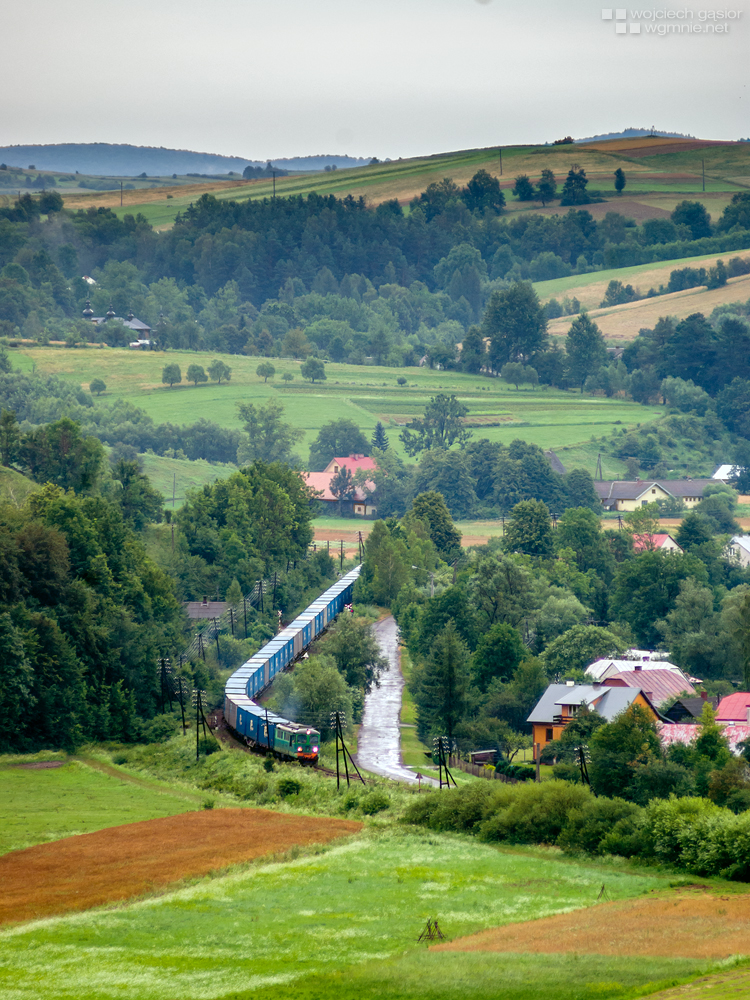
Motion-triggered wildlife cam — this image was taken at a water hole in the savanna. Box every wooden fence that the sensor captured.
[448,756,517,783]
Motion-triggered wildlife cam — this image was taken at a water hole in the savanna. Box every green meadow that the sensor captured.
[0,824,713,1000]
[18,346,660,488]
[0,756,204,856]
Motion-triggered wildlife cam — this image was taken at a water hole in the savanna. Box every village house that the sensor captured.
[601,667,695,708]
[632,532,683,554]
[663,693,718,723]
[527,681,662,753]
[303,455,378,517]
[82,300,153,348]
[594,479,713,512]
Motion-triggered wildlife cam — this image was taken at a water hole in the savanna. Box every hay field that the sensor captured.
[535,249,750,310]
[436,887,750,960]
[0,808,360,925]
[548,271,750,342]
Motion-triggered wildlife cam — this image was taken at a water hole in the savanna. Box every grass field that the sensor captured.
[0,756,204,856]
[17,346,662,482]
[0,825,705,1000]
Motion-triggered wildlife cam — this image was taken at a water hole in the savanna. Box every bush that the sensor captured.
[360,789,391,814]
[478,781,591,845]
[277,775,302,797]
[557,797,640,854]
[139,715,179,743]
[198,736,221,756]
[600,814,649,858]
[403,782,493,832]
[111,752,129,765]
[202,798,215,810]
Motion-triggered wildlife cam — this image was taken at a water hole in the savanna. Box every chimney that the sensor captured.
[202,595,208,606]
[634,663,642,672]
[700,691,707,701]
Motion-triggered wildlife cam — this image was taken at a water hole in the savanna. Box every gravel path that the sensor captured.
[355,616,438,786]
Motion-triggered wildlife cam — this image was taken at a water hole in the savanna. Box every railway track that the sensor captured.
[210,710,372,783]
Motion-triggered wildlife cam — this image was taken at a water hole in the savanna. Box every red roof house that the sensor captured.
[632,533,683,554]
[324,455,378,475]
[716,693,750,723]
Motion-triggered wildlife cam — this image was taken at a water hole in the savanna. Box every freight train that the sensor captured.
[223,565,361,763]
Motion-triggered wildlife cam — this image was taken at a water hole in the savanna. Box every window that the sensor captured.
[546,728,553,741]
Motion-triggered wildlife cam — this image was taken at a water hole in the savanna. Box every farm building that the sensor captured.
[527,681,662,752]
[184,598,229,620]
[663,694,719,723]
[586,651,682,681]
[726,536,750,568]
[594,479,713,511]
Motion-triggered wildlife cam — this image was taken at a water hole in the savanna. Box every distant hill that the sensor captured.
[0,143,372,177]
[575,128,694,144]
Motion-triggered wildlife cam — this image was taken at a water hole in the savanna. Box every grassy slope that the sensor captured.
[0,465,39,505]
[0,823,705,1000]
[58,137,750,229]
[19,347,662,484]
[0,756,205,855]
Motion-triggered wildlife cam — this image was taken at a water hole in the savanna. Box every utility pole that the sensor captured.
[192,688,208,760]
[243,595,248,638]
[433,736,457,789]
[213,617,220,659]
[595,453,603,481]
[330,711,365,789]
[173,673,187,735]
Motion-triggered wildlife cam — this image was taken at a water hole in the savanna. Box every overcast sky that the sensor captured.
[3,0,747,159]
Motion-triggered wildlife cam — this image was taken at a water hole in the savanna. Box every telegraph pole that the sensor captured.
[192,688,208,760]
[330,711,365,789]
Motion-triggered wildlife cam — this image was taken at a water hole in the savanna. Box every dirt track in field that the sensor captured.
[435,889,750,959]
[0,809,360,926]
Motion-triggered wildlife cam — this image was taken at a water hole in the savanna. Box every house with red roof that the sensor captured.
[303,454,378,517]
[324,455,378,475]
[716,693,750,724]
[632,533,683,554]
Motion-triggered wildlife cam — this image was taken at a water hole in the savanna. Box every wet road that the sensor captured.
[356,616,438,786]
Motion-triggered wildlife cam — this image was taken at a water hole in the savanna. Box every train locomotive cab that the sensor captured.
[294,728,320,764]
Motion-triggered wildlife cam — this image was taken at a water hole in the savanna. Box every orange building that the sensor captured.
[527,682,662,753]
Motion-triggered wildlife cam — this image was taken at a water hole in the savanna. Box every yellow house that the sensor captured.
[594,479,712,512]
[527,682,660,753]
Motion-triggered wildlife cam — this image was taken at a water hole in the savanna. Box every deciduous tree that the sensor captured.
[161,363,181,387]
[400,394,471,456]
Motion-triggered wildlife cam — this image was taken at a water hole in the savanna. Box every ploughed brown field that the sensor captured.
[0,808,360,926]
[434,888,750,959]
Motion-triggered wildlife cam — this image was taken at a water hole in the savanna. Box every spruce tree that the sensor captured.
[371,421,389,452]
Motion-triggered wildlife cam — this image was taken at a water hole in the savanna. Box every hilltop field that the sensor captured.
[46,135,750,229]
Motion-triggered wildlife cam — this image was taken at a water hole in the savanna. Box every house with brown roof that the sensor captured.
[594,479,712,512]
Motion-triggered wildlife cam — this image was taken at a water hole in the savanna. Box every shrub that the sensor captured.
[600,814,649,858]
[198,736,221,756]
[202,797,215,810]
[557,797,640,854]
[277,775,302,797]
[403,782,493,832]
[478,781,591,844]
[263,757,275,772]
[111,752,129,765]
[360,789,391,814]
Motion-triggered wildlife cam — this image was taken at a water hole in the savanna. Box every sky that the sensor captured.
[3,0,747,160]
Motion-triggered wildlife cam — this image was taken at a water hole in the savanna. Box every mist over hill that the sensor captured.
[0,143,372,176]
